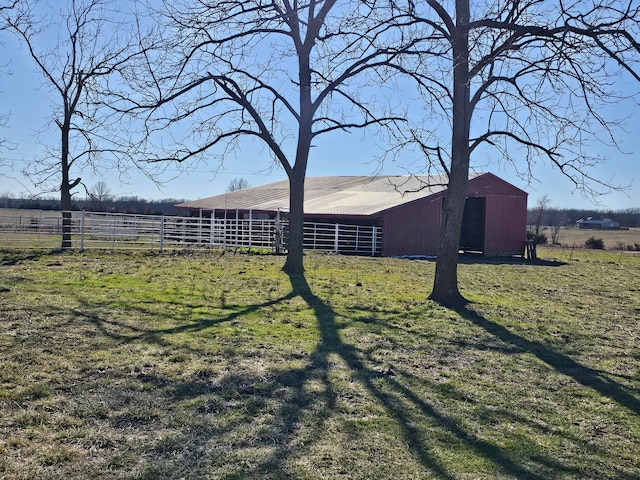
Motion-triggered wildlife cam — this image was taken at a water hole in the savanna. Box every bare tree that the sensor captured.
[129,0,408,273]
[226,177,250,193]
[90,180,112,202]
[0,1,18,150]
[549,210,568,246]
[392,0,640,306]
[85,180,113,211]
[531,195,550,237]
[4,0,144,248]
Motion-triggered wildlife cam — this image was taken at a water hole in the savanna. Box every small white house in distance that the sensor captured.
[576,217,620,229]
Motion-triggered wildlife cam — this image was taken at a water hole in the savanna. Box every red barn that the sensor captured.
[176,172,528,257]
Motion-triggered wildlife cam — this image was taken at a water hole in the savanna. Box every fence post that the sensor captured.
[160,215,165,252]
[237,209,241,247]
[249,210,253,248]
[80,209,85,251]
[223,210,227,248]
[334,223,339,253]
[210,211,214,246]
[372,226,377,256]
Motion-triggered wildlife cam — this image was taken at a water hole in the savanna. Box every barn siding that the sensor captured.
[381,173,527,257]
[381,196,442,256]
[483,194,527,256]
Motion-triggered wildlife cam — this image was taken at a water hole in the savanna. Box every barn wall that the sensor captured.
[483,194,528,256]
[381,196,442,256]
[467,173,527,257]
[381,173,527,257]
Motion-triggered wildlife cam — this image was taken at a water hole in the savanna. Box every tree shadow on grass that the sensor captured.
[80,273,613,478]
[458,255,568,267]
[77,289,300,344]
[18,292,334,478]
[402,254,568,267]
[0,249,61,265]
[456,306,640,417]
[77,274,549,478]
[33,272,637,478]
[285,273,558,480]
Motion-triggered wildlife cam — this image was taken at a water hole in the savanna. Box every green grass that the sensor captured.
[0,247,639,479]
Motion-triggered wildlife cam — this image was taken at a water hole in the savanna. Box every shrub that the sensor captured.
[614,241,627,251]
[585,236,605,249]
[526,231,547,244]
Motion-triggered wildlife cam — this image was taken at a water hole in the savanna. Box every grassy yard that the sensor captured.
[0,247,639,479]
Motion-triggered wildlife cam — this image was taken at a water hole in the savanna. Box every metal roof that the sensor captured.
[176,173,484,216]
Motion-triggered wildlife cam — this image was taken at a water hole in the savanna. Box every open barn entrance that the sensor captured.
[460,197,485,253]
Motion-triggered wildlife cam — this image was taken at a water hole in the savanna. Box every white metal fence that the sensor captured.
[0,209,382,256]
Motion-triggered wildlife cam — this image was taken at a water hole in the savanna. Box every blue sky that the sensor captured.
[1,14,639,211]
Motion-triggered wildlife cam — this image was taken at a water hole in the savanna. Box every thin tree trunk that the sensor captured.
[429,0,470,307]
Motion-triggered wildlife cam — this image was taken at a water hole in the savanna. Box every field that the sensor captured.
[541,226,640,250]
[0,247,639,479]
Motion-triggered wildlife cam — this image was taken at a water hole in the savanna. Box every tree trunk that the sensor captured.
[283,47,313,274]
[429,0,470,307]
[60,190,73,249]
[283,170,305,273]
[429,173,468,306]
[60,122,73,250]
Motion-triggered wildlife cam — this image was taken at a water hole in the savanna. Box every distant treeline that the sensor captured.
[526,207,640,228]
[0,196,187,216]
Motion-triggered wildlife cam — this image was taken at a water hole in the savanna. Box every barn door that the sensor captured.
[460,197,485,253]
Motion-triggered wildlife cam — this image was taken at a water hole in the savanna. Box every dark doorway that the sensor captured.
[460,197,485,253]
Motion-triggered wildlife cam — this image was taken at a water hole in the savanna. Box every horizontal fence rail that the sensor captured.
[0,209,383,256]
